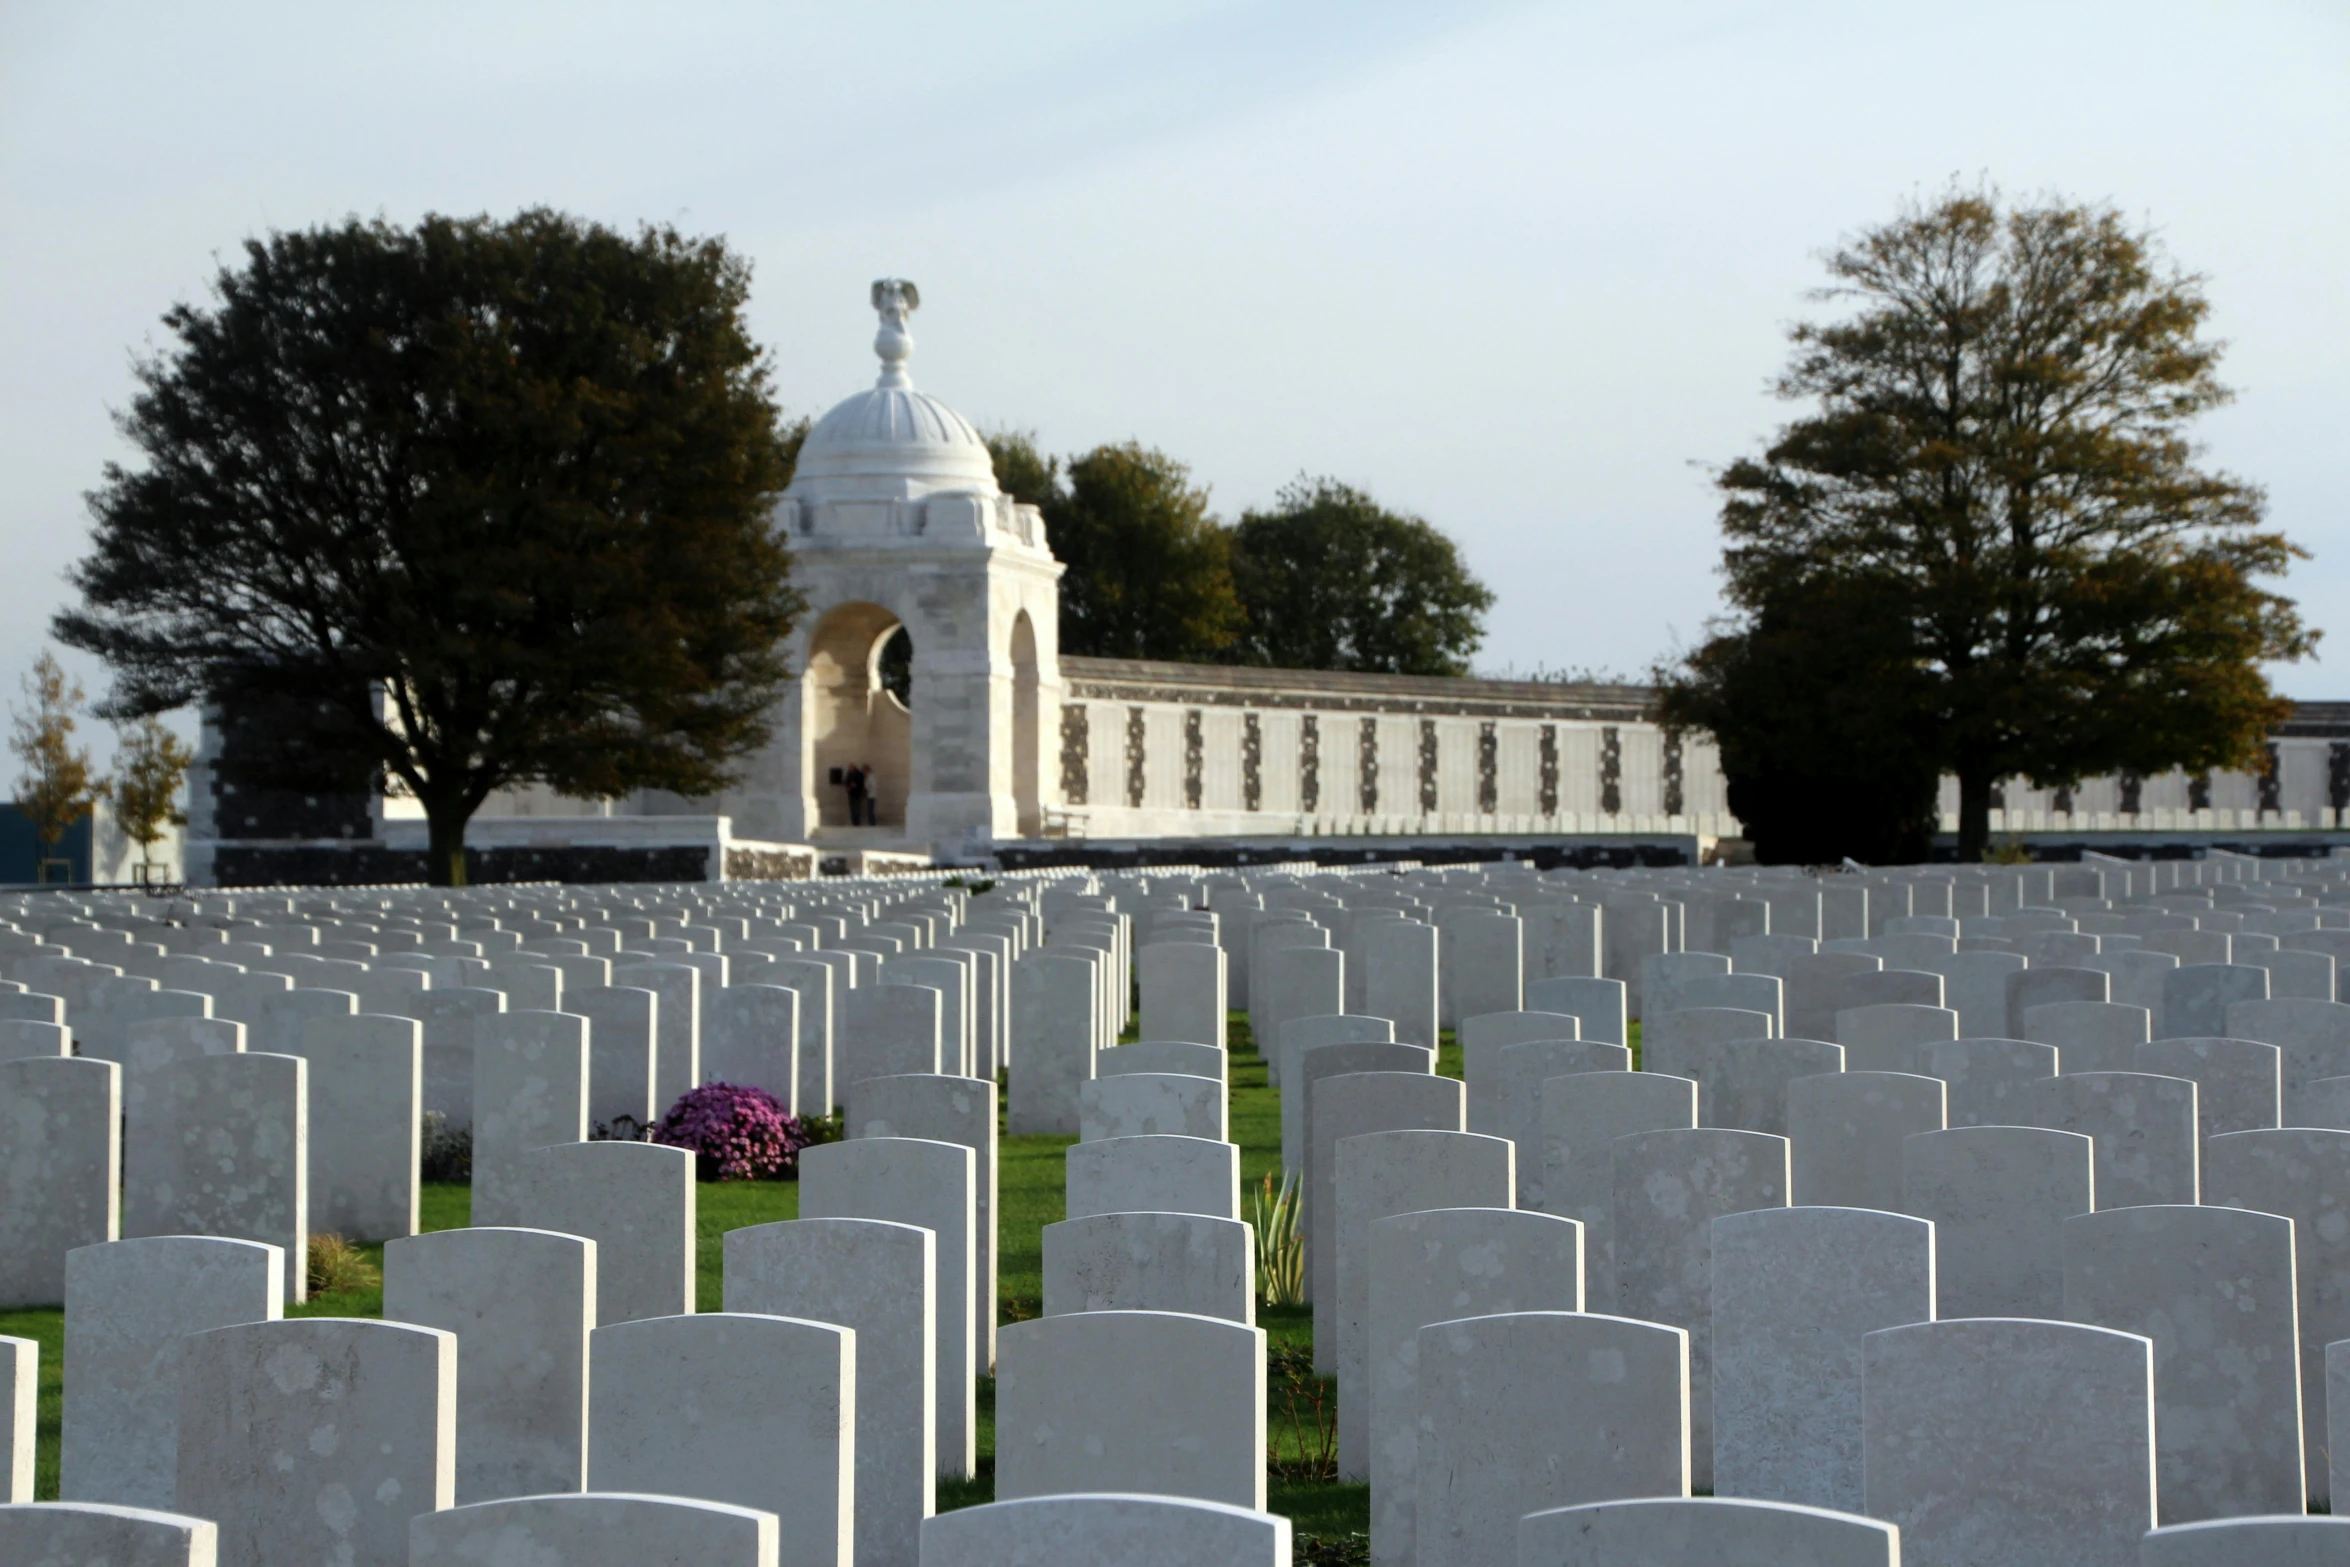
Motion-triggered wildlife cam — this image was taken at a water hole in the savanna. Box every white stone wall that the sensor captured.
[1049,658,1738,839]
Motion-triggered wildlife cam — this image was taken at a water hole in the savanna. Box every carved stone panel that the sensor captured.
[1300,715,1321,813]
[1183,709,1204,810]
[1538,724,1559,816]
[1126,706,1148,808]
[1600,726,1623,815]
[2331,744,2350,812]
[1359,718,1380,813]
[1662,731,1684,816]
[2119,771,2143,814]
[2189,771,2212,810]
[1242,713,1263,812]
[1418,719,1439,813]
[2260,744,2281,813]
[1476,722,1498,814]
[1060,704,1089,806]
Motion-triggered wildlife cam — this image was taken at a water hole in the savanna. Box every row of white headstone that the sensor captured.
[10,850,2350,1565]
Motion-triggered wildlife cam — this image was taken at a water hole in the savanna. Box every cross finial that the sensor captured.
[871,278,919,389]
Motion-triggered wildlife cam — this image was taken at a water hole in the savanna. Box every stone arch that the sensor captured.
[1012,609,1042,835]
[805,600,912,828]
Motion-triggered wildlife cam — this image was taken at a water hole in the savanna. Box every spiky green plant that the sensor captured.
[1253,1168,1305,1307]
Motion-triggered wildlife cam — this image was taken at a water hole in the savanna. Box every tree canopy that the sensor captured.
[1663,186,2310,862]
[59,209,802,885]
[9,652,99,866]
[984,433,1493,674]
[1229,478,1493,675]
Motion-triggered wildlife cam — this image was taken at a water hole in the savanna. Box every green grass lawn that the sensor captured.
[2,1001,1551,1553]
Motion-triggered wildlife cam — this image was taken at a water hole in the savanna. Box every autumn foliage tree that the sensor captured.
[9,652,100,879]
[59,210,803,885]
[1664,186,2311,861]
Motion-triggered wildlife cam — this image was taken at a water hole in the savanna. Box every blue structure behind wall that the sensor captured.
[0,804,92,885]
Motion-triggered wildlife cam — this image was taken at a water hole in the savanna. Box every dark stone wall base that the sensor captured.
[987,836,1695,873]
[211,843,713,887]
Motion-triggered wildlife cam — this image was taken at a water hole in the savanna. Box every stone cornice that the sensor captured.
[1058,656,1659,721]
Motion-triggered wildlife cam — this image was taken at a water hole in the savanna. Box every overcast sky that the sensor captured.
[4,0,2346,763]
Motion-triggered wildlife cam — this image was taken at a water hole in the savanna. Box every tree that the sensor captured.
[9,652,101,880]
[1229,478,1494,675]
[58,209,803,886]
[1658,575,1943,864]
[107,715,196,879]
[982,428,1061,510]
[1043,442,1244,661]
[1670,186,2310,861]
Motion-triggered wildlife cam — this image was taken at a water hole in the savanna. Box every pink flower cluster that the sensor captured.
[650,1081,810,1181]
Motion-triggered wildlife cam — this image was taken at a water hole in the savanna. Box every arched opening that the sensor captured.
[1012,609,1042,835]
[806,602,913,829]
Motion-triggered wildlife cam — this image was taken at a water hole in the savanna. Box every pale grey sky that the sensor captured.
[5,0,2346,764]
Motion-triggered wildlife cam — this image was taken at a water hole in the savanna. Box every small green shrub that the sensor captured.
[306,1232,378,1296]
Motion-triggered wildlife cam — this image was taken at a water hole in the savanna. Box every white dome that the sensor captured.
[786,280,1001,503]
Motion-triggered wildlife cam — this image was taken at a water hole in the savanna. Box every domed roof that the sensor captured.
[787,279,1001,502]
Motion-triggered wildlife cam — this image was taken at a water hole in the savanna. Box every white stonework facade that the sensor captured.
[179,283,2350,881]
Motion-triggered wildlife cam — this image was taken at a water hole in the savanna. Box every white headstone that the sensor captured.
[725,1218,933,1567]
[587,1313,850,1567]
[1861,1318,2153,1567]
[383,1226,593,1504]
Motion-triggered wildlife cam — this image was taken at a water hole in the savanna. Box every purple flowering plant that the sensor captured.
[650,1081,811,1181]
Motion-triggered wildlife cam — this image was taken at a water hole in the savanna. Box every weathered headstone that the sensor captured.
[1079,1072,1225,1141]
[1701,1037,1842,1137]
[1064,1135,1239,1221]
[587,1313,850,1567]
[801,1136,977,1479]
[846,1073,998,1371]
[1539,1071,1696,1310]
[1525,975,1629,1047]
[1920,1036,2059,1126]
[408,1493,780,1567]
[160,1053,307,1302]
[2228,996,2350,1102]
[0,1501,218,1566]
[175,1318,454,1567]
[2139,1036,2281,1137]
[384,1226,593,1504]
[1334,1129,1514,1478]
[994,1310,1265,1510]
[701,985,800,1113]
[1861,1318,2154,1567]
[1044,1211,1253,1324]
[1711,1207,1934,1516]
[1902,1124,2093,1318]
[2022,999,2151,1074]
[470,1011,588,1228]
[1612,1127,1789,1490]
[1010,953,1096,1135]
[1367,1208,1581,1566]
[2140,1516,2350,1567]
[1415,1312,1689,1567]
[1308,1071,1463,1351]
[1786,1071,1946,1211]
[2204,1126,2350,1505]
[726,1218,934,1567]
[2019,1070,2200,1207]
[1140,941,1226,1048]
[514,1140,694,1326]
[1832,1004,1957,1073]
[2005,964,2110,1036]
[2164,963,2272,1041]
[62,1236,281,1510]
[2064,1203,2302,1523]
[1517,1495,1898,1567]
